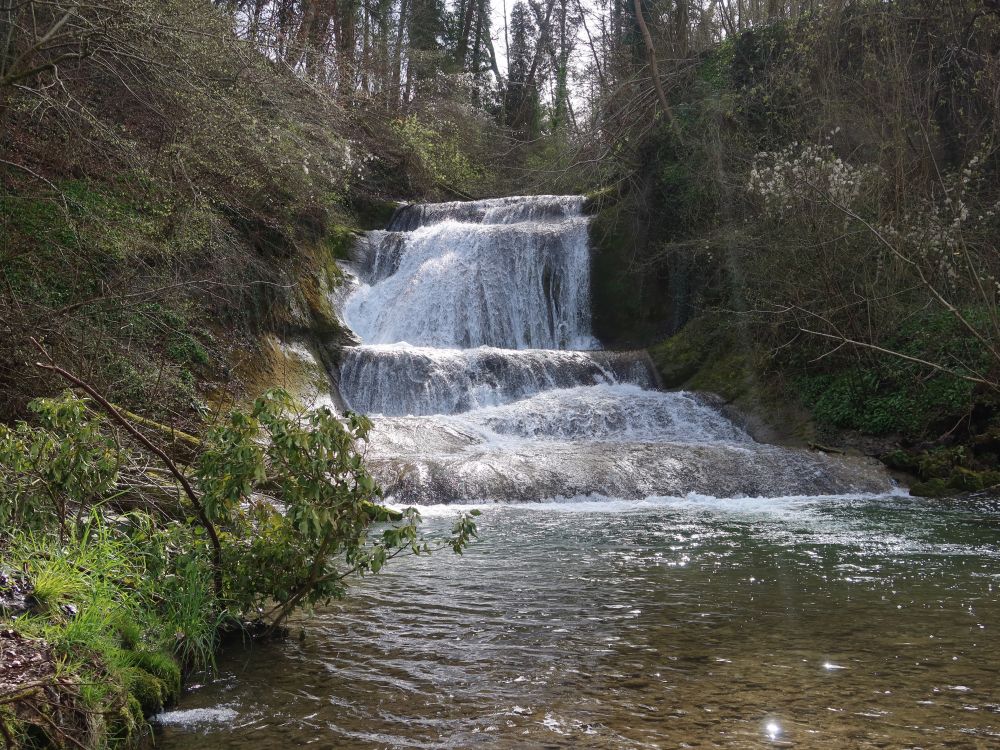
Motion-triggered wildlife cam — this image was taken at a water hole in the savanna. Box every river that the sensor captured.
[158,196,999,748]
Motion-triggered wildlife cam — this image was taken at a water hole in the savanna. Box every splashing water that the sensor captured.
[336,194,894,503]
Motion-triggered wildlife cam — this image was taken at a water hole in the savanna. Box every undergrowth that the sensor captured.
[0,389,479,748]
[1,519,189,748]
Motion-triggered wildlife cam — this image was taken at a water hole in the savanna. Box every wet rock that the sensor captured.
[0,567,34,618]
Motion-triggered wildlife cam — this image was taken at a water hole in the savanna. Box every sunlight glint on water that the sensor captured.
[157,497,1000,748]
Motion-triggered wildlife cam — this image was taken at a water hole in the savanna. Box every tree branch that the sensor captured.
[30,338,224,597]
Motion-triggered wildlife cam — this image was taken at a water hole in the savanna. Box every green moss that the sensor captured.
[127,668,168,715]
[648,317,755,401]
[167,335,211,366]
[912,469,1000,498]
[347,196,399,230]
[910,478,951,498]
[949,467,1000,492]
[648,317,713,388]
[323,223,359,260]
[116,619,143,650]
[582,185,617,213]
[882,449,919,473]
[917,447,968,480]
[0,707,17,746]
[132,650,182,700]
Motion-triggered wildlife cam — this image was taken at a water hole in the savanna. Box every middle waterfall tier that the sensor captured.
[339,345,657,416]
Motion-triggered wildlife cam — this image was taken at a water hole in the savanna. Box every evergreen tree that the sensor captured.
[506,0,540,138]
[408,0,448,88]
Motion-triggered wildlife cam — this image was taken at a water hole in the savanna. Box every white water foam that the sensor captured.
[387,492,905,517]
[336,194,896,504]
[156,707,239,726]
[344,216,596,350]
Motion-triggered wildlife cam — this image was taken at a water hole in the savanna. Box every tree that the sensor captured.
[0,388,480,631]
[506,0,540,138]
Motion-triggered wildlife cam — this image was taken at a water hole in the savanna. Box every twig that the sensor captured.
[798,328,999,390]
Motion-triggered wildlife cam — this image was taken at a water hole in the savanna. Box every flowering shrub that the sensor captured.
[879,155,1000,293]
[747,138,876,215]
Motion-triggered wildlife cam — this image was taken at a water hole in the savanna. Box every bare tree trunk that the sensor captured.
[471,0,485,87]
[455,0,477,66]
[675,0,689,56]
[391,0,409,108]
[633,0,675,125]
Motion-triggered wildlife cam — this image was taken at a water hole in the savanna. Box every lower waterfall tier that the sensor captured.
[359,386,895,503]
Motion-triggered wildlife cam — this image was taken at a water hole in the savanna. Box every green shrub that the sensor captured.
[794,312,988,438]
[0,388,480,731]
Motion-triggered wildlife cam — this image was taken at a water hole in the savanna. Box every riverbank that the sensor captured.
[1,531,187,748]
[0,387,477,748]
[640,314,1000,498]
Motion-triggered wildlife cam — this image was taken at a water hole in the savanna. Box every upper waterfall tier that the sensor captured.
[343,195,596,349]
[387,195,585,231]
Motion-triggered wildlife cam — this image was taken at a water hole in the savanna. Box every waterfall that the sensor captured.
[337,195,893,503]
[343,196,595,349]
[340,345,656,416]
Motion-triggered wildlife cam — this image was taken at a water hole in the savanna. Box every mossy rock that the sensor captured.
[322,223,360,261]
[948,467,1000,493]
[648,316,715,388]
[917,447,968,480]
[128,669,168,715]
[881,449,920,474]
[910,478,952,498]
[911,468,1000,497]
[346,196,399,230]
[686,348,756,402]
[132,650,182,701]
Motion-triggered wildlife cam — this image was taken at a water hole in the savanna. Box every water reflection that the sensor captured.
[158,494,1000,749]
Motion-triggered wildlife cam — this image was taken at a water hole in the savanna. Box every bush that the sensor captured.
[0,388,479,743]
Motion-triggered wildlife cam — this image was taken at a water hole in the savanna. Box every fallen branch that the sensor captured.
[799,328,1000,391]
[84,404,200,448]
[808,442,846,455]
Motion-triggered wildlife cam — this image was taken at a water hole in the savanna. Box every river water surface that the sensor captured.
[158,495,1000,749]
[159,196,999,748]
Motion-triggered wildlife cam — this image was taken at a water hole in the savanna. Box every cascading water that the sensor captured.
[338,195,893,503]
